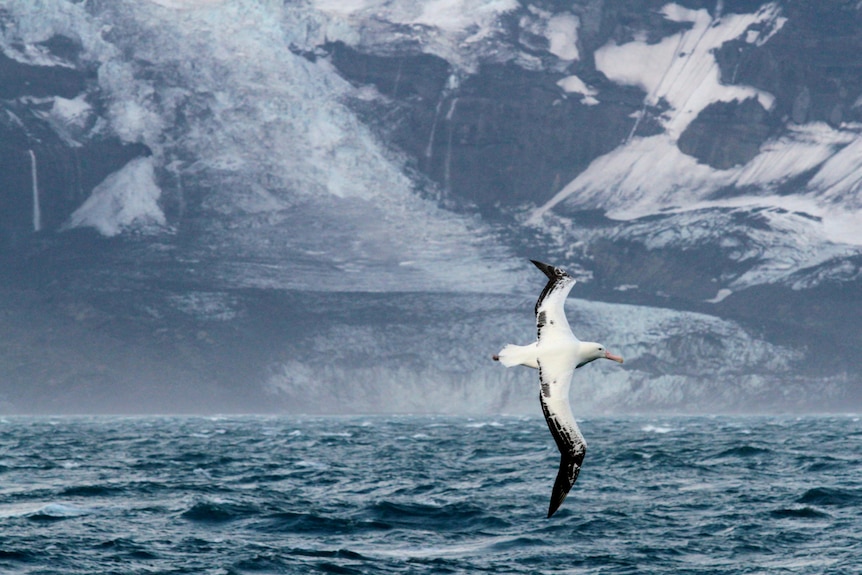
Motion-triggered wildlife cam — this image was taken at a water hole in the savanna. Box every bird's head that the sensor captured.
[577,342,625,368]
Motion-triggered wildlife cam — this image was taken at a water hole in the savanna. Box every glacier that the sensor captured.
[264,292,807,414]
[2,0,521,293]
[0,0,860,413]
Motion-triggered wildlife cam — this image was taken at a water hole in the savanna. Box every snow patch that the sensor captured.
[594,2,781,137]
[50,95,92,129]
[531,133,719,220]
[735,123,855,189]
[312,0,519,73]
[530,121,862,252]
[65,157,166,237]
[544,12,580,61]
[557,75,598,105]
[705,289,732,304]
[413,0,518,37]
[807,137,862,208]
[520,7,580,61]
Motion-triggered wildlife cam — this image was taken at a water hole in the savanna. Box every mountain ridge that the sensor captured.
[0,0,859,413]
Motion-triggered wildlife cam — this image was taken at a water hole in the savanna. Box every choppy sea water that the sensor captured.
[1,415,860,574]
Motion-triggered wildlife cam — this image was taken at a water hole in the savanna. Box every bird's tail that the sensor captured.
[492,343,539,369]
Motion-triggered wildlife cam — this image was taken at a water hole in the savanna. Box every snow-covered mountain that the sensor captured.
[0,0,859,413]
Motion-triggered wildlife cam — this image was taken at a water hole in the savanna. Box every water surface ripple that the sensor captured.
[0,415,859,574]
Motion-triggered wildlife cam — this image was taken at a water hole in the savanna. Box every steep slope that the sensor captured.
[0,0,859,413]
[318,0,862,407]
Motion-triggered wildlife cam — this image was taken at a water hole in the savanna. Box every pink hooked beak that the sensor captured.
[605,350,624,364]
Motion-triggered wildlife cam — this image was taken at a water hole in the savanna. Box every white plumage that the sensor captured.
[493,260,624,518]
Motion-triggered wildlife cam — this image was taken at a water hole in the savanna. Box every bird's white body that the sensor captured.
[493,260,624,518]
[495,340,611,371]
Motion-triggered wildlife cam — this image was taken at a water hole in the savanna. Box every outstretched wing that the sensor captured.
[531,260,587,517]
[538,357,586,519]
[531,260,578,344]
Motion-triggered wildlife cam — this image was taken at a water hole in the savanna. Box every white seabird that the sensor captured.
[493,260,624,518]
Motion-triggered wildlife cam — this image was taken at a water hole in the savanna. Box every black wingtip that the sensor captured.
[546,455,582,518]
[530,260,567,282]
[547,494,567,518]
[547,486,568,518]
[530,259,550,271]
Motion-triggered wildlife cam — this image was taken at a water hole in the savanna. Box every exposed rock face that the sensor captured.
[678,98,773,169]
[0,42,86,99]
[327,1,862,211]
[330,43,653,210]
[1,1,861,413]
[718,2,862,126]
[0,34,151,247]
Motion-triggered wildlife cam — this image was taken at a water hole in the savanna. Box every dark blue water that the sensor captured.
[0,415,860,574]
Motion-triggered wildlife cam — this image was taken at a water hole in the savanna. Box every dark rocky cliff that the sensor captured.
[0,0,859,413]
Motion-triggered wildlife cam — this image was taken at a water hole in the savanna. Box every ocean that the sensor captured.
[0,415,859,574]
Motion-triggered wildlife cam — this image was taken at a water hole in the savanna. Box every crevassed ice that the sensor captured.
[6,0,521,293]
[312,0,519,73]
[265,295,800,413]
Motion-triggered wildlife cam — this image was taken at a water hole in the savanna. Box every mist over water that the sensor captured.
[1,415,860,574]
[1,0,861,414]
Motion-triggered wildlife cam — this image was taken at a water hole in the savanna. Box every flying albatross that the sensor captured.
[493,260,624,518]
